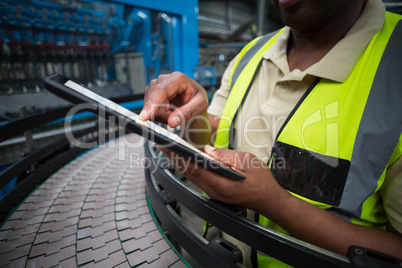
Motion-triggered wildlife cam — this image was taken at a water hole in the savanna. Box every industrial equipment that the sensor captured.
[0,0,198,121]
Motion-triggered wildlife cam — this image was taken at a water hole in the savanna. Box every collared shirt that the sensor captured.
[208,0,402,236]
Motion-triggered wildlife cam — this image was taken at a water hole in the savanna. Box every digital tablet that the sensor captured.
[44,73,246,180]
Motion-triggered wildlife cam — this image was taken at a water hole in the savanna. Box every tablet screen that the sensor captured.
[63,80,216,161]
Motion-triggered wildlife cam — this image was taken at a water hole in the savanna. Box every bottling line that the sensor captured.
[0,0,198,120]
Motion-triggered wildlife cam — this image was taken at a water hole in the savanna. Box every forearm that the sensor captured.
[262,190,402,258]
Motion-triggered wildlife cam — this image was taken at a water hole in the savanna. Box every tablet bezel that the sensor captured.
[44,73,246,180]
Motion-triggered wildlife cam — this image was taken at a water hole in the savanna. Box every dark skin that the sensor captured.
[272,0,368,71]
[139,0,402,259]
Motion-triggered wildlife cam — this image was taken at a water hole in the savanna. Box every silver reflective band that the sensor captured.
[338,21,402,217]
[229,30,279,93]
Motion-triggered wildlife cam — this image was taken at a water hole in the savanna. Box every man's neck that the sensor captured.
[287,1,367,72]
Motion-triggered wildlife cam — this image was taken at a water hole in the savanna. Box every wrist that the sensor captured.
[258,184,293,221]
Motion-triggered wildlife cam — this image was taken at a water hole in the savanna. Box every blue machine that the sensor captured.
[107,0,199,82]
[0,0,199,88]
[0,0,201,198]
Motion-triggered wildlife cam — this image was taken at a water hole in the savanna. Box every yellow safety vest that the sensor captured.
[214,12,402,267]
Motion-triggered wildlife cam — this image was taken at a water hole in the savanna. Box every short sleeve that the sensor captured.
[207,55,239,117]
[380,156,402,234]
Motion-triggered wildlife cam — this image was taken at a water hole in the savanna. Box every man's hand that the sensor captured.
[139,72,209,128]
[158,144,289,217]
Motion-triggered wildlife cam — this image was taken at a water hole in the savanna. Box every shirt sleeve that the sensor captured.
[380,156,402,234]
[207,55,239,117]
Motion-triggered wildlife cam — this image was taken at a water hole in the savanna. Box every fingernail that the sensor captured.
[138,110,148,120]
[230,165,241,173]
[137,115,145,122]
[171,116,181,125]
[205,145,215,152]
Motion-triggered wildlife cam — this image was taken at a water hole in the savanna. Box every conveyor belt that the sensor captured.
[0,134,187,267]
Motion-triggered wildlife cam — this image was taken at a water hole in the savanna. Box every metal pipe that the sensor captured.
[257,0,267,36]
[228,0,233,32]
[19,106,35,153]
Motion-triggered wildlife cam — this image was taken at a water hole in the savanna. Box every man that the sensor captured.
[139,0,402,266]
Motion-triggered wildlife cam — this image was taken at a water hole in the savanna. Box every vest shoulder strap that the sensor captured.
[214,29,284,148]
[229,29,281,92]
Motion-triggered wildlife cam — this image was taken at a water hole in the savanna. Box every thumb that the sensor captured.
[204,145,248,169]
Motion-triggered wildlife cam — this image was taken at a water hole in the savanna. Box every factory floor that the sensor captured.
[0,134,195,267]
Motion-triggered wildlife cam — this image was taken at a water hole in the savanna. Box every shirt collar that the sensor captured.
[263,0,385,83]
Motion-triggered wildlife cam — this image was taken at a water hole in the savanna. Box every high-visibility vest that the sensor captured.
[214,12,402,267]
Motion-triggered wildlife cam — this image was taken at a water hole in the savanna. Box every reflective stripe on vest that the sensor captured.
[229,30,281,93]
[214,29,284,149]
[215,12,402,227]
[339,15,402,219]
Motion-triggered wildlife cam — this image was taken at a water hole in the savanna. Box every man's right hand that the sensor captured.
[139,72,209,128]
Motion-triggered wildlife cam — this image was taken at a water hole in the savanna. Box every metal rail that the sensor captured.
[144,140,356,268]
[0,94,143,144]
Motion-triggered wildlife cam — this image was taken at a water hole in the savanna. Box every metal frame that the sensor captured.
[144,140,355,268]
[146,169,242,268]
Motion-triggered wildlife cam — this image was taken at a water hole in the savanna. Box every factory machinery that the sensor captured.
[1,1,401,267]
[0,0,199,121]
[0,0,202,169]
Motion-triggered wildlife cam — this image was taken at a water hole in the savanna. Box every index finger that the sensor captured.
[139,72,207,124]
[142,73,185,118]
[139,87,169,121]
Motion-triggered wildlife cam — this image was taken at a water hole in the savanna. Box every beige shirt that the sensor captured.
[208,0,402,234]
